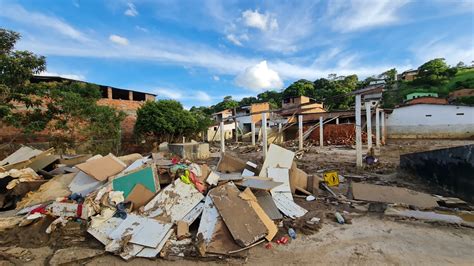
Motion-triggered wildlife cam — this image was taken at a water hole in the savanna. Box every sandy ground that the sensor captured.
[84,216,474,265]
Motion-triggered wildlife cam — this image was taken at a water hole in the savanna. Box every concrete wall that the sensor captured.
[207,123,234,141]
[387,104,474,139]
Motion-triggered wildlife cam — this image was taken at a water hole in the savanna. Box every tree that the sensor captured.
[456,61,466,68]
[239,96,259,106]
[257,90,282,108]
[135,100,205,142]
[379,68,397,83]
[212,96,239,113]
[0,28,125,153]
[282,79,315,99]
[415,58,457,86]
[312,75,358,110]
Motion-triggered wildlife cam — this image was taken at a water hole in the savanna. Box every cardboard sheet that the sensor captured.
[289,162,308,194]
[259,144,295,177]
[216,153,247,173]
[209,182,267,247]
[254,190,283,220]
[126,184,156,210]
[351,182,439,209]
[76,154,126,181]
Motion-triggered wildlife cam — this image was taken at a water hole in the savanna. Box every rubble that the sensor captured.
[0,142,473,263]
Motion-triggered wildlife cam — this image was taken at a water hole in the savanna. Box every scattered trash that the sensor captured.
[335,212,345,224]
[288,228,296,239]
[306,195,316,201]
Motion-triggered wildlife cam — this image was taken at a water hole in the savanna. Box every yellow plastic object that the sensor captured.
[323,171,339,186]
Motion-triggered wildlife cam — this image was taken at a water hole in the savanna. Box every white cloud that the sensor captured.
[235,61,284,92]
[196,91,212,102]
[242,9,278,31]
[410,37,474,66]
[0,4,89,42]
[226,34,243,46]
[329,0,409,32]
[109,34,129,45]
[39,71,85,81]
[212,75,220,81]
[135,25,148,32]
[154,88,183,100]
[124,3,138,17]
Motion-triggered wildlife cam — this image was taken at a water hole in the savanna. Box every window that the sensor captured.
[456,113,464,116]
[425,114,432,117]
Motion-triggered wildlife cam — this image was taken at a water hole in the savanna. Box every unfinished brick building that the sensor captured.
[0,75,156,143]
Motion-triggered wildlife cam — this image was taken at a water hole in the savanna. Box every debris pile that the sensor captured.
[0,143,472,263]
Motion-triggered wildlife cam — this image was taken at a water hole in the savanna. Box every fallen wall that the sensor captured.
[400,145,474,202]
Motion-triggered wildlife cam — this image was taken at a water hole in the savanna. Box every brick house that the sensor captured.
[0,75,156,143]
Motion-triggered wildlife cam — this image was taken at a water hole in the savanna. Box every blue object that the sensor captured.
[288,228,296,239]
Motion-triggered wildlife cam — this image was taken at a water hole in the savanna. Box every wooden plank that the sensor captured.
[144,179,204,222]
[271,193,307,219]
[217,172,243,181]
[235,177,283,191]
[136,229,174,258]
[181,202,204,225]
[351,182,438,209]
[239,188,277,241]
[289,162,308,194]
[87,217,124,245]
[259,144,295,177]
[254,190,283,220]
[197,195,219,245]
[0,146,42,166]
[208,182,268,247]
[268,167,292,200]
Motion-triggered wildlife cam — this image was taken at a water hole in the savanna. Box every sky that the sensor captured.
[1,0,473,109]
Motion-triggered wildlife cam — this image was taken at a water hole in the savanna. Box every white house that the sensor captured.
[386,103,474,139]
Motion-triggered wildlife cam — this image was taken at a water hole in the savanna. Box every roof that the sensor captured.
[31,75,156,96]
[353,84,384,95]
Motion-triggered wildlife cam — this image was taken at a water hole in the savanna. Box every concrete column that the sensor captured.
[220,121,225,153]
[336,117,339,125]
[278,123,283,143]
[381,111,386,145]
[233,108,238,142]
[375,108,381,147]
[319,116,324,147]
[355,95,363,168]
[298,115,303,150]
[251,122,256,146]
[107,87,113,99]
[128,91,133,101]
[365,102,372,149]
[262,112,268,158]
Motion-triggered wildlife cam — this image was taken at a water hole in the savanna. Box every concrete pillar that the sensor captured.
[336,117,339,125]
[355,95,363,168]
[107,87,113,99]
[233,108,238,142]
[262,112,268,158]
[381,111,386,145]
[278,123,283,143]
[375,108,381,148]
[251,122,256,146]
[128,91,133,101]
[319,116,324,147]
[298,115,303,150]
[220,121,225,153]
[365,102,372,149]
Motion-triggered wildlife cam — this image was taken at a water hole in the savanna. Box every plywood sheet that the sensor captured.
[208,182,267,247]
[136,229,174,258]
[87,217,124,245]
[76,154,126,181]
[0,146,42,166]
[254,190,283,220]
[239,188,277,241]
[181,202,204,225]
[216,153,247,173]
[217,172,243,181]
[271,193,307,219]
[122,157,151,173]
[144,179,204,222]
[259,144,294,177]
[351,182,438,209]
[289,162,308,194]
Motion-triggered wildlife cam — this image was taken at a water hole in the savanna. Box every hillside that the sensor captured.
[383,68,474,108]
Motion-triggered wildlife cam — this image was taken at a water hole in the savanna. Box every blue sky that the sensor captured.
[1,0,473,109]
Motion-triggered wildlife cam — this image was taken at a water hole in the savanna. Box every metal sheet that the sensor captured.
[271,193,307,219]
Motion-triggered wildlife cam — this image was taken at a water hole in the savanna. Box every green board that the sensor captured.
[112,167,157,198]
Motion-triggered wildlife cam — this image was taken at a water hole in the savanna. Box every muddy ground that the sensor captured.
[1,139,473,265]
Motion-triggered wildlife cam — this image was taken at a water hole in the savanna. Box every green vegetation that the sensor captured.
[135,100,212,142]
[0,28,125,153]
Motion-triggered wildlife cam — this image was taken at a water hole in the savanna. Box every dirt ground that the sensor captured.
[1,139,473,265]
